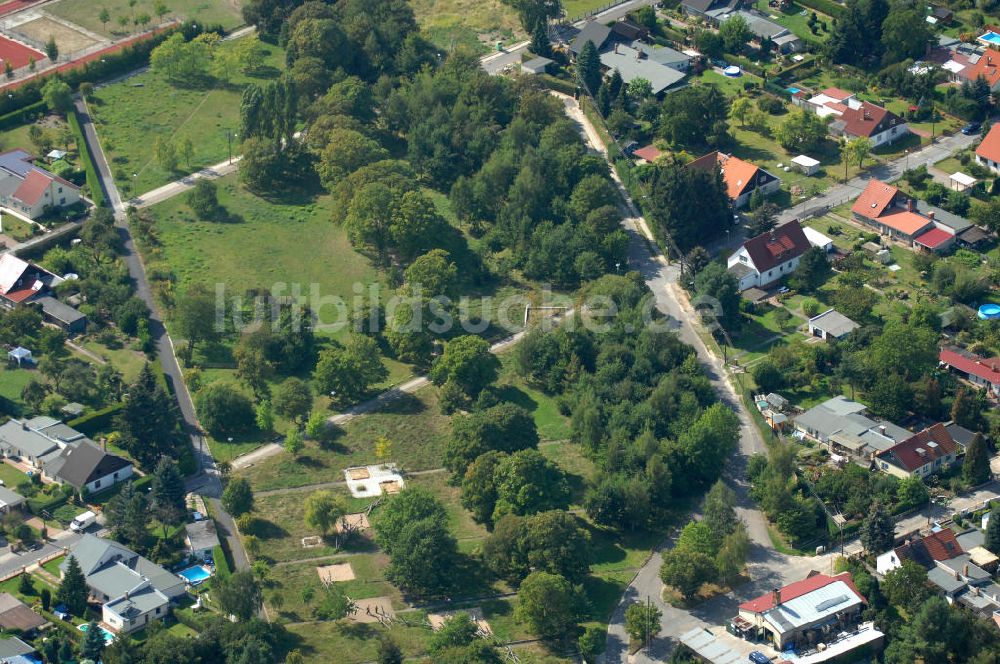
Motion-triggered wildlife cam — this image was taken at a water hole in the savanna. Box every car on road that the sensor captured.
[962,122,982,135]
[749,652,771,664]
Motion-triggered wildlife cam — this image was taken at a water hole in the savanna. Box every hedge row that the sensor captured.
[0,100,47,131]
[212,544,232,580]
[795,0,845,19]
[67,401,123,436]
[67,109,106,208]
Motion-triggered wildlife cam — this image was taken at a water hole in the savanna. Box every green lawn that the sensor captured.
[0,365,34,415]
[266,555,401,623]
[562,0,614,19]
[694,69,763,97]
[50,0,244,39]
[88,38,283,194]
[146,174,383,332]
[79,339,148,382]
[285,621,435,664]
[495,356,571,441]
[752,0,833,44]
[0,462,29,489]
[410,0,522,52]
[235,387,452,491]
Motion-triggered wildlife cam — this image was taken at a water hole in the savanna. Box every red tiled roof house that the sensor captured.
[726,220,811,290]
[734,572,869,650]
[875,423,959,479]
[0,149,79,219]
[829,100,908,147]
[876,529,963,575]
[688,151,781,209]
[976,123,1000,175]
[940,345,1000,396]
[851,180,959,252]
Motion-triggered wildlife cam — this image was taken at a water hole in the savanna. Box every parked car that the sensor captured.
[962,122,982,135]
[749,652,771,664]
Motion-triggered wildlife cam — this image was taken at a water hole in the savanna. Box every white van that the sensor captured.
[70,511,97,532]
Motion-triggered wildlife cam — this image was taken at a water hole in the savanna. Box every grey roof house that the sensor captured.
[63,534,186,634]
[599,44,687,96]
[570,20,612,56]
[43,439,133,496]
[632,41,693,71]
[807,309,860,340]
[0,420,60,466]
[0,486,25,513]
[794,396,910,457]
[184,520,220,559]
[33,295,87,335]
[0,636,38,661]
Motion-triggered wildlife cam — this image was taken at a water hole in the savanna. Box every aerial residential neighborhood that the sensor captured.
[0,0,999,663]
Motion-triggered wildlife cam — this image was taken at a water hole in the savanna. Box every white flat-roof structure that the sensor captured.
[950,171,977,191]
[781,623,884,664]
[802,226,833,252]
[679,628,744,664]
[344,464,405,498]
[808,309,859,340]
[791,155,820,175]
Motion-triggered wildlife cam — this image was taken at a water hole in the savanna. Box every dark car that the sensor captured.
[962,122,982,135]
[749,652,771,664]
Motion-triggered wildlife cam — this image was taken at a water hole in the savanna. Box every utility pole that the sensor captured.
[227,129,233,165]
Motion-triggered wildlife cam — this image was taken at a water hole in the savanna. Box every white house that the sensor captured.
[0,149,80,219]
[63,535,187,634]
[726,220,811,290]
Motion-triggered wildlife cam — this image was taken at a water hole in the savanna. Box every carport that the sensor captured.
[680,627,746,664]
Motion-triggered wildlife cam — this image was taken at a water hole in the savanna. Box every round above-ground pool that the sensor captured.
[979,303,1000,319]
[723,65,742,77]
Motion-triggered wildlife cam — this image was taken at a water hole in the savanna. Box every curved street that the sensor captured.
[72,94,249,573]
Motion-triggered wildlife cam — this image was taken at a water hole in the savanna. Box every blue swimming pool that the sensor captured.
[980,31,1000,45]
[178,565,212,585]
[979,304,1000,320]
[787,86,801,94]
[78,622,115,644]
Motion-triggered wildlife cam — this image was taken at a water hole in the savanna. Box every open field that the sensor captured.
[88,38,283,193]
[266,555,400,622]
[147,174,383,330]
[410,0,522,52]
[235,388,452,491]
[11,14,100,54]
[49,0,244,38]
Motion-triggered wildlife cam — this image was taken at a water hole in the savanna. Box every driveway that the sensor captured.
[0,530,82,580]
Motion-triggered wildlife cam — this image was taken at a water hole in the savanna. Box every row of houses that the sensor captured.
[679,0,803,52]
[791,395,969,478]
[876,527,1000,619]
[0,416,132,495]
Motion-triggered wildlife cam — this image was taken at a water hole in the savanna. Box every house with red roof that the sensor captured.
[688,151,780,209]
[851,180,962,252]
[876,529,963,575]
[976,123,1000,175]
[0,149,80,220]
[961,48,1000,92]
[939,345,1000,396]
[726,220,811,290]
[875,423,959,479]
[733,572,870,651]
[829,100,908,147]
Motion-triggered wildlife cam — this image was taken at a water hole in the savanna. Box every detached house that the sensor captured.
[976,123,1000,174]
[876,529,963,575]
[726,220,811,290]
[939,346,1000,396]
[731,572,882,661]
[0,149,80,219]
[0,253,87,333]
[961,49,1000,92]
[63,535,186,634]
[689,151,781,209]
[829,100,908,147]
[875,423,959,479]
[851,180,964,251]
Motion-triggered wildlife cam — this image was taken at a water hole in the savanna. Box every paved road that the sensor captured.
[552,91,845,663]
[128,157,241,208]
[0,530,81,580]
[778,130,980,223]
[73,94,249,574]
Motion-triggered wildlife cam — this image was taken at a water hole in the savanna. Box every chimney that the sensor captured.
[20,422,27,431]
[928,211,935,220]
[772,588,781,607]
[907,199,914,212]
[954,568,960,580]
[614,43,619,54]
[964,563,970,577]
[879,425,886,435]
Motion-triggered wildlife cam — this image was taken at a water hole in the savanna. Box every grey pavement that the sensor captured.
[550,91,825,663]
[0,530,81,580]
[73,94,248,574]
[128,158,241,208]
[778,130,980,223]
